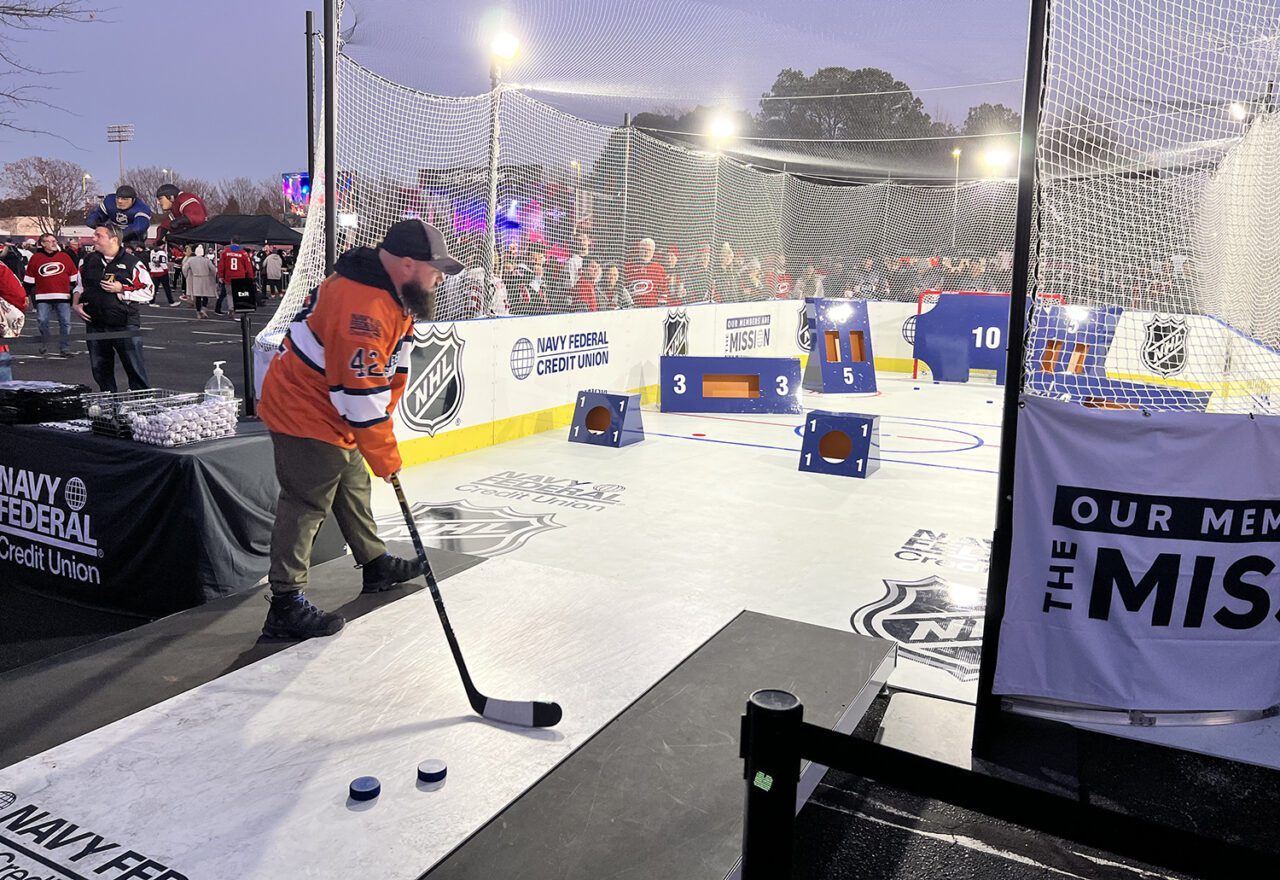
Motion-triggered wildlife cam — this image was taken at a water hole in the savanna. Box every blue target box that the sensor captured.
[660,355,802,414]
[798,410,880,479]
[801,298,877,393]
[913,293,1010,383]
[568,390,645,448]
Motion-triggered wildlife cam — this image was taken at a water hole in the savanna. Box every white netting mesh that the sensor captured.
[1025,0,1280,414]
[262,47,1026,348]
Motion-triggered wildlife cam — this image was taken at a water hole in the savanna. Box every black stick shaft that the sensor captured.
[390,475,483,708]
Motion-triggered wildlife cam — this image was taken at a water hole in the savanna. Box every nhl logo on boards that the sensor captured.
[375,498,563,557]
[663,308,690,356]
[796,305,811,352]
[402,324,465,436]
[851,575,984,681]
[1140,314,1188,377]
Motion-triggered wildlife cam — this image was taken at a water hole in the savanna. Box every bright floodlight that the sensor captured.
[983,148,1013,173]
[1230,101,1247,121]
[707,114,738,143]
[951,148,962,158]
[490,32,520,61]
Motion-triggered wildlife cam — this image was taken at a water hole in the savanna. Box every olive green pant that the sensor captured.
[268,432,386,595]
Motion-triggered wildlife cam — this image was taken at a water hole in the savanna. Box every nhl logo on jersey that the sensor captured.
[402,323,465,436]
[375,498,563,557]
[1140,314,1188,377]
[796,305,811,352]
[663,308,690,356]
[850,575,984,681]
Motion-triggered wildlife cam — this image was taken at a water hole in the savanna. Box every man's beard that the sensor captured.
[401,279,435,320]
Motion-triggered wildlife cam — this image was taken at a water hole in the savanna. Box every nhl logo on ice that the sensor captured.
[375,498,563,557]
[850,576,984,682]
[1140,314,1188,377]
[796,305,811,352]
[663,309,690,356]
[403,324,465,436]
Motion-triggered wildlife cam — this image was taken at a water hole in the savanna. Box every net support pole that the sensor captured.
[973,0,1051,757]
[323,0,337,276]
[621,113,632,259]
[485,69,503,293]
[305,10,315,188]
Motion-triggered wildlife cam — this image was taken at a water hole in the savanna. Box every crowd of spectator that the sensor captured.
[0,181,296,388]
[428,229,1022,320]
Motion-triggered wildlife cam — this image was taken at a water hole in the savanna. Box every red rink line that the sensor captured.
[663,413,1001,449]
[661,411,796,429]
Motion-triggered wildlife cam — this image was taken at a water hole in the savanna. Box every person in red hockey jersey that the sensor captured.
[624,237,669,308]
[23,233,79,356]
[217,241,256,315]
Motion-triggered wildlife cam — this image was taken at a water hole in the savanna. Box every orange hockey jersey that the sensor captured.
[259,248,415,477]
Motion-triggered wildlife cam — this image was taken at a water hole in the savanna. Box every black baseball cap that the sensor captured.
[381,219,463,275]
[116,185,137,200]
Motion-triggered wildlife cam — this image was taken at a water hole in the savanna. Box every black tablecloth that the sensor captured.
[0,421,343,616]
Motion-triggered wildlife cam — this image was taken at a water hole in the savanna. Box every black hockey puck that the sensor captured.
[417,759,448,783]
[349,776,381,801]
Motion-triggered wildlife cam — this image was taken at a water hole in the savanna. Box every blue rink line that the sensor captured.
[644,432,999,475]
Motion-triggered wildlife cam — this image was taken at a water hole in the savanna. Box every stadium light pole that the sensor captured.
[706,114,737,260]
[952,148,962,249]
[486,32,519,295]
[973,0,1052,758]
[106,124,134,187]
[81,173,92,208]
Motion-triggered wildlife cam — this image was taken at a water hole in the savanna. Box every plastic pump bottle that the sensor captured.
[204,361,235,401]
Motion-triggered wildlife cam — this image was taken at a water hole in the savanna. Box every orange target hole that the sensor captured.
[818,430,853,463]
[585,405,612,434]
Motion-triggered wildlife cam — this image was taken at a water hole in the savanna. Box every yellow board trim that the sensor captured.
[1107,370,1280,394]
[400,356,921,468]
[399,383,661,468]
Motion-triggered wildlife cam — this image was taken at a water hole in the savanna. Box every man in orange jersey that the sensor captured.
[257,219,463,639]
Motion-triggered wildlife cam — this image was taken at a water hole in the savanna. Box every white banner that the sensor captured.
[993,395,1280,711]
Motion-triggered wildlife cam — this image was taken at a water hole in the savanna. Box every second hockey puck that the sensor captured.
[417,759,448,783]
[349,776,381,801]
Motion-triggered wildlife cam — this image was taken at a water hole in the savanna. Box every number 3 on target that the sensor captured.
[673,374,686,394]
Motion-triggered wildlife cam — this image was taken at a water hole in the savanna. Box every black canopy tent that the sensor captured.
[169,215,302,418]
[167,214,303,247]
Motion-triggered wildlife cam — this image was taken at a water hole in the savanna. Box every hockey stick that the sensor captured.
[391,474,563,729]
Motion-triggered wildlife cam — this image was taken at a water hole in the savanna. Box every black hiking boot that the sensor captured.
[360,552,423,593]
[262,590,345,639]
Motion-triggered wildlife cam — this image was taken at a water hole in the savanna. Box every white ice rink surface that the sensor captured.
[377,375,1003,704]
[0,375,1006,878]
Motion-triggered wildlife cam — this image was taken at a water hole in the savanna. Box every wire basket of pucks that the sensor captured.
[84,389,241,447]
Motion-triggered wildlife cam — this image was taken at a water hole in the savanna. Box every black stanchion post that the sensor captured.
[239,313,256,416]
[740,689,803,880]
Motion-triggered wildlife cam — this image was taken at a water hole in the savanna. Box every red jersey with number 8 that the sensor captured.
[218,247,256,283]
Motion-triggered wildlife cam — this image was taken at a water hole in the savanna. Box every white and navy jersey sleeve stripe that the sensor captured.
[328,384,393,428]
[286,318,325,373]
[394,332,414,374]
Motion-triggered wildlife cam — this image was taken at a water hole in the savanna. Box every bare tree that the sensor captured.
[0,3,102,136]
[215,176,259,215]
[122,165,175,207]
[1,154,90,234]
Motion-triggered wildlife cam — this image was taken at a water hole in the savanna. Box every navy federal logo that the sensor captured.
[663,308,690,356]
[376,498,563,557]
[402,324,465,436]
[851,575,985,681]
[797,304,812,352]
[1141,314,1189,377]
[0,791,14,810]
